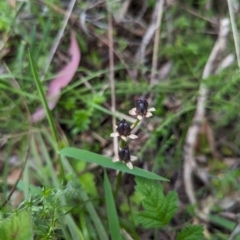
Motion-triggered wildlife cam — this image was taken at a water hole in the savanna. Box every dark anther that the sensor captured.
[118,146,131,163]
[135,99,148,116]
[117,119,131,136]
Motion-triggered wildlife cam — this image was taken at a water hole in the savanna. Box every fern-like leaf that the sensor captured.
[134,177,178,228]
[176,225,204,240]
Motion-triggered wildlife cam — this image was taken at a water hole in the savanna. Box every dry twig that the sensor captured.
[0,137,31,210]
[229,213,240,240]
[150,0,164,85]
[107,0,118,157]
[227,0,240,68]
[42,0,77,78]
[135,0,164,71]
[183,19,230,220]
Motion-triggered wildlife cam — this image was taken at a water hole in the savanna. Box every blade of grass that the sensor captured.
[28,49,58,145]
[60,147,168,181]
[33,132,84,240]
[30,135,51,186]
[209,215,235,231]
[104,170,122,240]
[36,133,60,187]
[79,211,91,240]
[61,155,109,240]
[91,102,135,123]
[23,158,30,199]
[28,49,64,179]
[17,180,42,196]
[62,66,125,94]
[42,129,109,240]
[0,82,37,99]
[2,140,12,203]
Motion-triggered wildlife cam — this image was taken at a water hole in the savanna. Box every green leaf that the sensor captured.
[208,215,235,231]
[176,225,204,240]
[134,177,178,228]
[0,211,33,240]
[79,173,97,197]
[104,170,122,240]
[60,147,168,181]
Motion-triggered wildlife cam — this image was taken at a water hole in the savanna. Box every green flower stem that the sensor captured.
[114,118,141,198]
[120,138,126,148]
[131,119,140,131]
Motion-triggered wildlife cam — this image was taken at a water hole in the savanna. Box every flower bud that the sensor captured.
[116,119,131,136]
[136,99,148,116]
[118,146,131,163]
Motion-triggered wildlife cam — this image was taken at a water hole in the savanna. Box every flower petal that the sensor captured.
[112,157,119,162]
[130,155,137,161]
[129,134,138,139]
[146,112,153,118]
[31,32,81,123]
[110,132,119,137]
[129,108,137,116]
[126,161,133,169]
[148,107,156,112]
[137,115,143,120]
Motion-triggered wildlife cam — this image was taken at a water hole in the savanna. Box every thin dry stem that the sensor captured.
[114,0,131,22]
[183,19,230,219]
[227,0,240,68]
[215,53,235,73]
[107,1,118,157]
[150,0,164,85]
[42,0,77,79]
[0,136,31,210]
[229,213,240,240]
[121,229,134,240]
[135,0,163,66]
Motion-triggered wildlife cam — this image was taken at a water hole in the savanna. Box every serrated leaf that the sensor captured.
[134,177,178,228]
[176,225,204,240]
[0,210,33,240]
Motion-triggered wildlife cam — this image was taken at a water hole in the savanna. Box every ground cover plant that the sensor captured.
[1,0,240,239]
